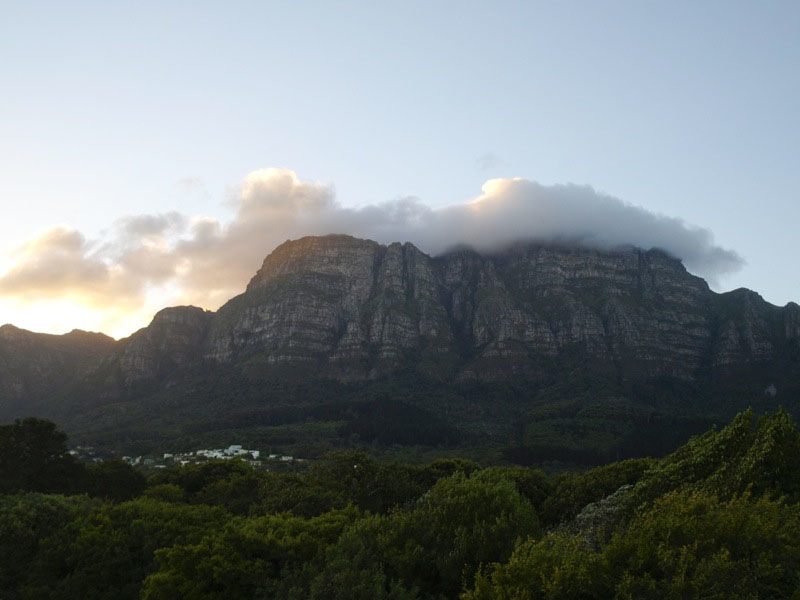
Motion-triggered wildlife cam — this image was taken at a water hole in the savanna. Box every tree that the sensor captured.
[629,409,800,509]
[0,418,84,494]
[463,490,800,599]
[149,460,263,515]
[304,471,541,598]
[463,533,609,600]
[0,493,95,597]
[25,498,231,600]
[472,466,553,513]
[607,490,800,599]
[141,506,361,600]
[539,458,654,526]
[85,460,146,502]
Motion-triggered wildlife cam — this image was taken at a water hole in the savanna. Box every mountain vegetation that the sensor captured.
[3,410,800,599]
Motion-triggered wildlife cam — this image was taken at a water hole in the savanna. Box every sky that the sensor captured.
[0,1,798,338]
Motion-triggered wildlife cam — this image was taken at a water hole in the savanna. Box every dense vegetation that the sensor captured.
[50,358,796,471]
[3,409,800,598]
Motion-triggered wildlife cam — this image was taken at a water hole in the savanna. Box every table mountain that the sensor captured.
[1,235,797,459]
[124,234,798,384]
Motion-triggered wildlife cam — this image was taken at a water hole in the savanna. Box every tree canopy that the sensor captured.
[3,410,800,599]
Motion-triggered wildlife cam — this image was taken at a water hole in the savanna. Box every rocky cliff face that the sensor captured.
[1,235,798,408]
[200,235,798,383]
[205,236,455,379]
[439,243,714,380]
[114,306,214,386]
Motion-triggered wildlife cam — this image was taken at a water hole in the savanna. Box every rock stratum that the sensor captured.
[1,235,798,457]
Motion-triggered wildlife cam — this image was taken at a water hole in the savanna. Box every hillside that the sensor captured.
[1,235,798,459]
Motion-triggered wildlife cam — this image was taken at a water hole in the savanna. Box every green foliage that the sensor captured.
[463,533,609,600]
[301,471,541,598]
[405,472,541,595]
[472,466,553,512]
[85,459,146,502]
[149,460,262,514]
[253,470,347,517]
[540,458,655,526]
[629,408,800,508]
[5,410,800,600]
[465,409,800,600]
[141,506,360,600]
[464,491,800,599]
[417,457,480,482]
[0,493,96,599]
[142,483,186,503]
[337,397,462,446]
[608,490,800,599]
[0,418,147,501]
[0,417,85,494]
[284,514,421,600]
[25,498,230,600]
[304,451,429,514]
[253,452,481,517]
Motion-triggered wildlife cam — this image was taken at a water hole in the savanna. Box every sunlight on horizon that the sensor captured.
[0,296,171,339]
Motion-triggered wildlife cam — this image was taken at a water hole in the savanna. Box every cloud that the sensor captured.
[0,168,743,336]
[0,227,139,302]
[114,212,187,239]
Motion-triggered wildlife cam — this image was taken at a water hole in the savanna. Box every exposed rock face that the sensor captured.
[206,236,387,367]
[114,306,213,385]
[200,235,798,382]
[205,236,455,379]
[0,325,115,405]
[1,235,798,408]
[441,244,713,380]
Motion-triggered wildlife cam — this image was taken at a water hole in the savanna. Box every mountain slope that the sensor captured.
[1,235,797,458]
[0,325,115,412]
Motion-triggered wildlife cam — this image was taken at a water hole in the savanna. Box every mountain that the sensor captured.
[0,325,115,411]
[1,235,798,460]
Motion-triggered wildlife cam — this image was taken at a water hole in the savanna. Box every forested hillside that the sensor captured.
[3,409,800,599]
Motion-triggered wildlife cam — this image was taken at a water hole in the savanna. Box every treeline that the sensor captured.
[2,410,800,598]
[0,418,145,500]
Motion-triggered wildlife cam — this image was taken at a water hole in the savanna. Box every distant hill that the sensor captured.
[0,325,115,407]
[2,235,798,460]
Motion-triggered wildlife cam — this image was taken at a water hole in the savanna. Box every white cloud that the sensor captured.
[0,168,743,336]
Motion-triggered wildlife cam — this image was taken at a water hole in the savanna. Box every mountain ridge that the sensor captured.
[1,234,798,458]
[3,233,798,392]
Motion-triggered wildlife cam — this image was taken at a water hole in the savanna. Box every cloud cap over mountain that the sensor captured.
[0,168,743,337]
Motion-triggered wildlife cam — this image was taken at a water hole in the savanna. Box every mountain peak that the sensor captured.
[247,235,385,291]
[0,323,114,344]
[150,305,213,326]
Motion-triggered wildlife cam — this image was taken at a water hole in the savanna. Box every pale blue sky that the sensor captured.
[1,1,798,334]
